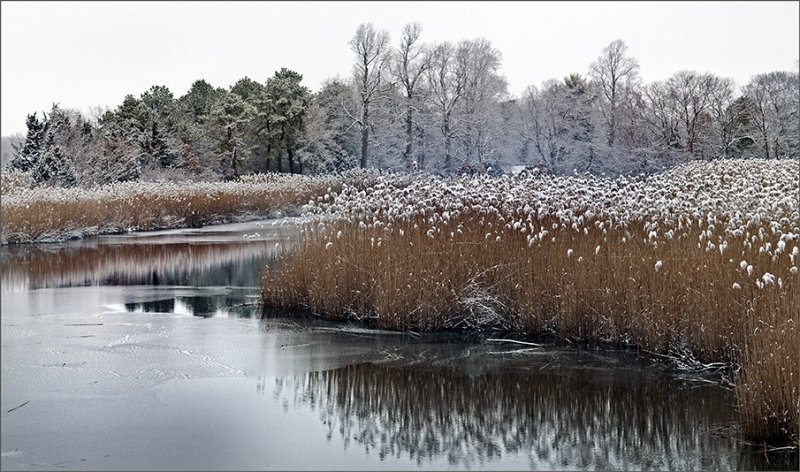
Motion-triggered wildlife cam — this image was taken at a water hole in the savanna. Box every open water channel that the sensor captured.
[1,219,796,470]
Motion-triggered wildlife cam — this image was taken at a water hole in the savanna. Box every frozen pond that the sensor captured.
[1,219,795,470]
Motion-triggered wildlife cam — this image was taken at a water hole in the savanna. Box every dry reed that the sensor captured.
[262,159,799,444]
[0,170,379,244]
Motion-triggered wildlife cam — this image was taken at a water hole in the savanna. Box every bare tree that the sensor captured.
[517,77,596,174]
[425,42,466,173]
[455,38,506,166]
[392,22,431,170]
[664,71,731,158]
[744,71,800,159]
[704,76,737,158]
[424,38,506,173]
[349,23,391,169]
[642,81,681,152]
[589,39,640,148]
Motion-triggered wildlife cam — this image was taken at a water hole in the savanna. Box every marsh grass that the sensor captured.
[263,159,799,444]
[0,171,378,244]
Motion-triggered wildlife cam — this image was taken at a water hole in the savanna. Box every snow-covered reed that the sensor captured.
[262,159,799,444]
[0,169,33,193]
[0,170,379,244]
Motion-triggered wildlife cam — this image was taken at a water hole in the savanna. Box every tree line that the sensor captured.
[7,22,799,187]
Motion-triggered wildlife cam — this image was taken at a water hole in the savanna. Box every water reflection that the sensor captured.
[272,360,796,470]
[1,240,280,291]
[125,297,176,314]
[124,293,261,318]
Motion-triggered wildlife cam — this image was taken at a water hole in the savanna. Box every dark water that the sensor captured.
[1,219,796,471]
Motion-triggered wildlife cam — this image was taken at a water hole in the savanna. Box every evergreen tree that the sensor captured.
[101,95,148,144]
[31,137,76,187]
[10,113,46,172]
[267,68,312,173]
[252,69,312,173]
[173,80,227,178]
[93,95,149,180]
[231,77,265,102]
[141,85,180,168]
[228,77,267,174]
[210,90,254,179]
[179,79,220,124]
[84,133,142,185]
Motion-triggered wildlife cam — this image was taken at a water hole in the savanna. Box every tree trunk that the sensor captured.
[404,97,414,169]
[287,146,295,174]
[464,123,474,164]
[232,146,238,179]
[609,112,616,148]
[418,126,426,170]
[609,85,617,148]
[443,115,451,172]
[360,104,369,169]
[277,125,285,173]
[227,128,237,178]
[227,128,239,179]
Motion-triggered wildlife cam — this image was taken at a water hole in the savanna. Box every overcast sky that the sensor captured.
[1,1,798,136]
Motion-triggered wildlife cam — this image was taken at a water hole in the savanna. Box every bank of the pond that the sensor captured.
[262,159,800,446]
[0,170,380,244]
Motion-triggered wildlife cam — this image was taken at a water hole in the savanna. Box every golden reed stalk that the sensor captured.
[264,161,799,444]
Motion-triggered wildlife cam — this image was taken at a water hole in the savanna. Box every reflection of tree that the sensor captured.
[272,362,783,470]
[2,242,266,290]
[182,295,217,316]
[178,294,260,318]
[125,298,175,313]
[124,295,260,318]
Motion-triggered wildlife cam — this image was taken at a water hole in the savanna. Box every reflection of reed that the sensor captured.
[2,242,269,291]
[272,362,788,470]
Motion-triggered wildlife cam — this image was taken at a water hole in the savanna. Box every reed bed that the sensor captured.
[262,159,799,444]
[0,170,379,244]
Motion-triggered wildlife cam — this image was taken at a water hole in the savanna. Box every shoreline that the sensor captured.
[0,206,303,245]
[0,171,374,245]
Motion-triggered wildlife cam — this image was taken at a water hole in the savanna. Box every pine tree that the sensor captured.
[32,144,76,187]
[210,90,254,179]
[10,113,46,172]
[179,79,220,124]
[260,68,312,173]
[141,85,180,169]
[84,134,141,184]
